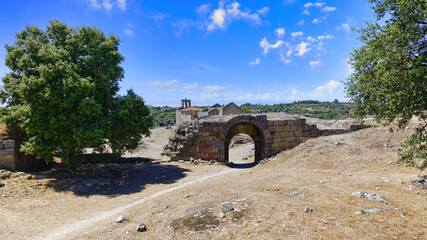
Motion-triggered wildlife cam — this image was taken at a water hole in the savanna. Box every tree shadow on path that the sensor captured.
[44,159,190,197]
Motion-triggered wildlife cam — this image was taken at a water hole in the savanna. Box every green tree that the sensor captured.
[0,20,153,170]
[345,0,426,168]
[241,106,251,114]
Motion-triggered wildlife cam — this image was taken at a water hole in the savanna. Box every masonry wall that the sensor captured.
[0,140,17,170]
[163,115,321,162]
[221,104,242,115]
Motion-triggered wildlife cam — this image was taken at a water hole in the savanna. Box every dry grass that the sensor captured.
[1,124,426,240]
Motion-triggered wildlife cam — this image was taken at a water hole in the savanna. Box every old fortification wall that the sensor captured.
[163,115,321,162]
[0,140,18,170]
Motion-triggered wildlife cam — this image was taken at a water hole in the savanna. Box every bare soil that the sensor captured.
[0,121,426,240]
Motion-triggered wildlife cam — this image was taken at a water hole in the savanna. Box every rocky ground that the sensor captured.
[0,118,426,240]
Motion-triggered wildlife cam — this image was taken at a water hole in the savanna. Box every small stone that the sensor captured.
[184,194,190,198]
[323,220,328,224]
[393,178,402,185]
[218,213,225,218]
[221,202,234,212]
[284,191,305,197]
[354,207,397,215]
[116,215,128,223]
[379,177,390,183]
[273,187,279,191]
[348,173,352,176]
[304,206,313,213]
[0,182,4,188]
[352,191,391,205]
[36,175,46,180]
[1,173,10,179]
[136,223,147,232]
[384,143,389,148]
[163,205,169,210]
[376,187,380,190]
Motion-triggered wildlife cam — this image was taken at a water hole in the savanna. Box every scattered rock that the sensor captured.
[352,191,391,205]
[379,177,391,183]
[116,215,128,223]
[221,202,234,212]
[284,191,305,197]
[136,223,147,232]
[163,205,169,210]
[323,220,328,224]
[0,182,4,188]
[392,178,402,185]
[184,194,190,198]
[354,208,397,215]
[36,175,47,180]
[273,187,279,191]
[1,172,10,179]
[411,175,427,190]
[304,206,313,213]
[218,213,225,218]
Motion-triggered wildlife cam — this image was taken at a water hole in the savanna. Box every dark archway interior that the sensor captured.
[224,121,265,165]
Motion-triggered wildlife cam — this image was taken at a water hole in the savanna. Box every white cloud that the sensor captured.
[341,23,351,34]
[289,88,298,100]
[280,54,291,64]
[260,37,284,55]
[298,19,305,25]
[307,36,316,42]
[322,6,336,12]
[312,18,321,24]
[182,82,199,90]
[208,8,226,31]
[204,85,224,92]
[249,58,261,66]
[309,60,322,66]
[174,19,194,36]
[149,80,179,88]
[317,34,333,40]
[257,7,270,15]
[276,28,285,38]
[206,2,265,32]
[291,31,303,37]
[237,93,254,101]
[286,50,292,57]
[89,0,101,9]
[304,2,325,8]
[117,0,126,11]
[315,80,340,95]
[303,10,310,15]
[123,29,134,36]
[102,0,112,11]
[196,4,210,15]
[296,41,311,56]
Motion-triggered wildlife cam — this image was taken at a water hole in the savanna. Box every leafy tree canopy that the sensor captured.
[345,0,426,168]
[0,20,153,170]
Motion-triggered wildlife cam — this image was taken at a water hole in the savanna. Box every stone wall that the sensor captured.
[221,103,242,116]
[0,140,17,170]
[163,115,322,163]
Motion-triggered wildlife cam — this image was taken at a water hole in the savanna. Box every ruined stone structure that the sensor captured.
[176,99,242,126]
[164,114,321,163]
[164,114,369,164]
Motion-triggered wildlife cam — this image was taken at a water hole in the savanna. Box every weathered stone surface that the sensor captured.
[116,215,128,223]
[136,223,147,232]
[354,208,397,215]
[284,191,305,197]
[352,191,391,205]
[304,206,313,212]
[221,202,234,212]
[0,182,4,188]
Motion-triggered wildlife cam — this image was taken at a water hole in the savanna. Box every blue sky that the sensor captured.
[0,0,374,106]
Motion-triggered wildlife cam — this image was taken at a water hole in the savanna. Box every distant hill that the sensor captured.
[149,101,355,127]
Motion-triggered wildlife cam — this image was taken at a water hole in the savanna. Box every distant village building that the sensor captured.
[176,99,242,125]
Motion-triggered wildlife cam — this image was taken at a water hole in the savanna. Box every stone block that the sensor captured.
[303,125,309,131]
[0,142,3,149]
[279,120,288,125]
[0,148,14,155]
[291,125,298,131]
[3,140,15,149]
[298,119,306,124]
[287,120,295,125]
[280,131,290,138]
[294,131,302,137]
[283,125,291,131]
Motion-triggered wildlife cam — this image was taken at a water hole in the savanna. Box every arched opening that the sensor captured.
[224,121,265,166]
[228,133,255,164]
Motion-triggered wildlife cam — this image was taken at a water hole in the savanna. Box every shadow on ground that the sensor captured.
[43,159,190,197]
[227,162,256,169]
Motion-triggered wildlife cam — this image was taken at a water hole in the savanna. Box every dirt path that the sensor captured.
[34,168,239,240]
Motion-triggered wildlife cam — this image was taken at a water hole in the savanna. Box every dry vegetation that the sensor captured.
[0,120,426,240]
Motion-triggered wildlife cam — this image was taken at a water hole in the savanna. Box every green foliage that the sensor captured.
[241,106,251,114]
[0,20,153,170]
[240,101,355,119]
[149,106,176,126]
[345,0,426,168]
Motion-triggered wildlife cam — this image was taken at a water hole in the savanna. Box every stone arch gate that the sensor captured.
[164,115,323,164]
